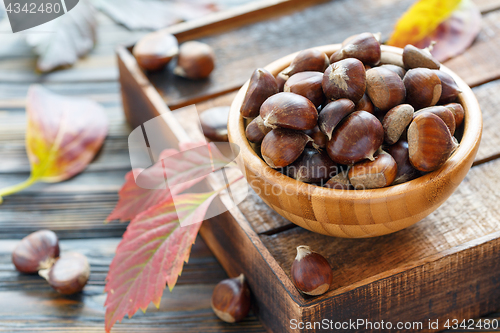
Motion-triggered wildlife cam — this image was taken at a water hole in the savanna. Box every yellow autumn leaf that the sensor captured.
[387,0,462,47]
[0,85,108,204]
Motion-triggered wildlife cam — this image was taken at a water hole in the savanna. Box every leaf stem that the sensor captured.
[0,177,37,204]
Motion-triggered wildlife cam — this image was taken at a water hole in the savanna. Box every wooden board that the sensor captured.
[118,52,500,333]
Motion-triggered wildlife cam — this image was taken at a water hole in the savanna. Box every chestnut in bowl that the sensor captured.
[227,44,482,238]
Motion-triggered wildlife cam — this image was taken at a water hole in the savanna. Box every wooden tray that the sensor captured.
[116,1,500,331]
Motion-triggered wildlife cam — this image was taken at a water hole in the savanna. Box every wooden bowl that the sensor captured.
[227,44,482,238]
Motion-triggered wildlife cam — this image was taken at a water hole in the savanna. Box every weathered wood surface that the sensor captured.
[149,0,417,109]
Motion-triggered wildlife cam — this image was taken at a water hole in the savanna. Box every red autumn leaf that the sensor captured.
[106,142,233,222]
[0,85,107,203]
[104,190,220,332]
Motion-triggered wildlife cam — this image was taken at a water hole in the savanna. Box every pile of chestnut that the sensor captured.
[12,230,90,295]
[241,32,464,190]
[133,31,215,79]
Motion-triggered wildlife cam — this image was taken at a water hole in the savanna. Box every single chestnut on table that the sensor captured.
[133,32,179,71]
[211,274,251,323]
[174,41,215,80]
[12,230,60,274]
[200,106,230,142]
[291,246,332,296]
[39,252,90,295]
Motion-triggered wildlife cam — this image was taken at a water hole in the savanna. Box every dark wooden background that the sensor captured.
[1,0,500,331]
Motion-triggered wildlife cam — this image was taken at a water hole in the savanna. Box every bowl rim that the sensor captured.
[228,44,482,204]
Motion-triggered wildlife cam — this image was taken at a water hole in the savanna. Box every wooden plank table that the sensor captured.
[1,0,500,331]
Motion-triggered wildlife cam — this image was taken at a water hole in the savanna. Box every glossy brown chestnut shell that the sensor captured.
[287,148,338,183]
[260,92,318,131]
[174,41,215,80]
[211,274,251,323]
[445,103,465,128]
[133,32,179,71]
[355,93,375,114]
[245,116,272,143]
[41,252,90,295]
[433,70,461,105]
[402,44,441,70]
[282,48,329,78]
[291,246,332,296]
[408,113,459,172]
[200,106,230,142]
[327,111,384,165]
[261,128,312,168]
[403,68,442,110]
[318,98,355,140]
[365,67,406,112]
[348,152,398,189]
[414,106,456,135]
[240,68,278,118]
[284,71,325,108]
[322,58,366,103]
[330,32,381,66]
[12,230,60,274]
[386,139,421,185]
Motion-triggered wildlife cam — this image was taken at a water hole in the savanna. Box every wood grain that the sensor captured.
[148,0,417,109]
[261,157,500,299]
[473,0,500,13]
[471,79,500,164]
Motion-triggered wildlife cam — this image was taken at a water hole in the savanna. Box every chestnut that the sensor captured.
[382,104,414,145]
[211,274,251,323]
[330,32,381,66]
[284,71,325,108]
[318,98,355,140]
[39,252,90,295]
[174,41,215,79]
[275,72,288,92]
[304,126,328,148]
[12,230,60,274]
[324,169,353,190]
[402,44,440,70]
[433,70,461,104]
[261,128,312,168]
[348,152,397,189]
[133,32,179,71]
[245,116,271,143]
[386,139,421,185]
[282,48,329,78]
[355,93,375,114]
[200,106,230,142]
[445,102,465,128]
[287,148,338,183]
[414,106,456,135]
[291,246,332,296]
[240,68,279,118]
[260,92,318,131]
[403,68,442,110]
[379,64,406,79]
[408,113,459,172]
[365,67,406,112]
[322,58,366,103]
[327,111,384,165]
